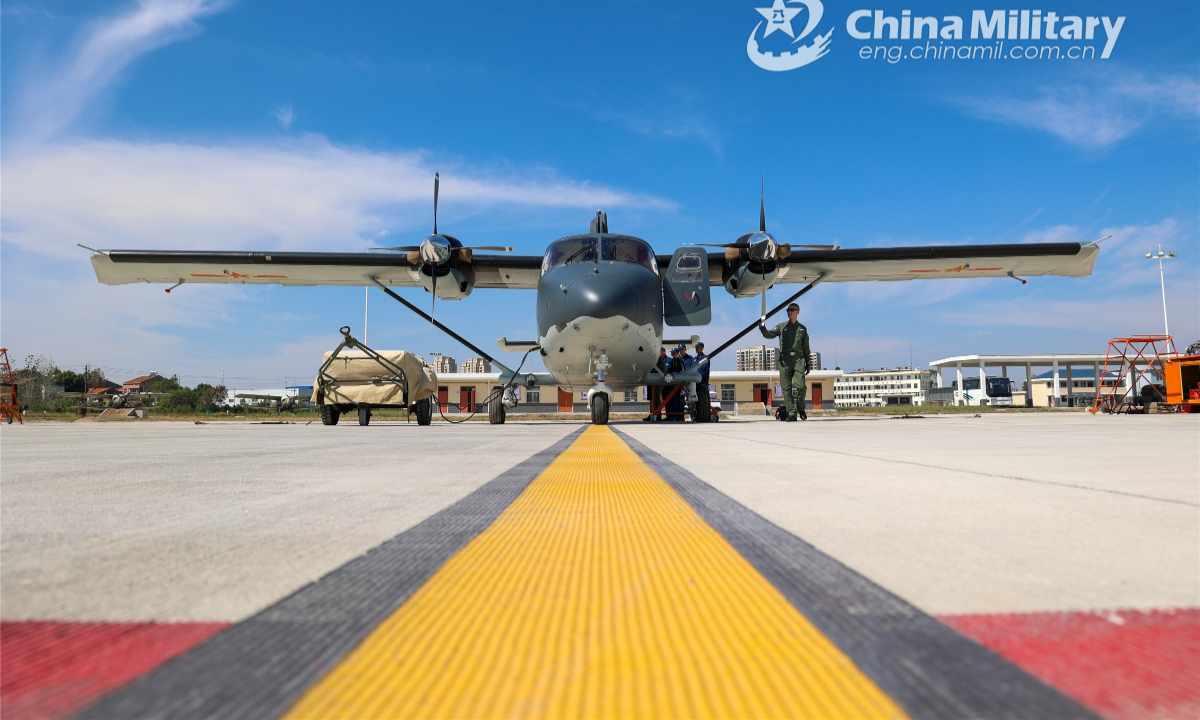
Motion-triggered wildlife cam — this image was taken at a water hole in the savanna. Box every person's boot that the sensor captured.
[787,413,797,422]
[799,408,808,420]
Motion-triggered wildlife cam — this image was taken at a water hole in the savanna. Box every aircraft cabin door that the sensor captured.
[662,248,711,326]
[557,388,574,413]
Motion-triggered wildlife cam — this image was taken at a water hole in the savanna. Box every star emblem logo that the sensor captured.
[755,0,802,38]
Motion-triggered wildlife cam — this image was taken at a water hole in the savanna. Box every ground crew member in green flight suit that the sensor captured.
[759,302,810,421]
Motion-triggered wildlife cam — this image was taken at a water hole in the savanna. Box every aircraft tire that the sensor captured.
[488,400,506,424]
[590,393,609,425]
[320,404,339,426]
[696,396,711,423]
[358,405,371,426]
[413,398,432,426]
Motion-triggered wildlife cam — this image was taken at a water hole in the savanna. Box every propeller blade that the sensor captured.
[468,246,514,252]
[433,171,440,235]
[790,244,842,250]
[759,171,766,233]
[367,246,421,251]
[691,242,741,248]
[430,270,437,327]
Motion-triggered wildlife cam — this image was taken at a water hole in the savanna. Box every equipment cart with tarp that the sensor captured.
[312,327,438,426]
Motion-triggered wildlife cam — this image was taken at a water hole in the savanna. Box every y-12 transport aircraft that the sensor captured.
[86,174,1104,425]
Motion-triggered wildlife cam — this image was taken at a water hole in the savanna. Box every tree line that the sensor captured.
[13,355,230,413]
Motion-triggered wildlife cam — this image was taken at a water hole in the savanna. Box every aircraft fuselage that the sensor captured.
[535,234,665,392]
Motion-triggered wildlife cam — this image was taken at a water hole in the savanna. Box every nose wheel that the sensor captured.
[590,393,609,425]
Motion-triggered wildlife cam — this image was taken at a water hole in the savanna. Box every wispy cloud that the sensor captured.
[274,104,295,130]
[955,68,1200,149]
[2,137,674,257]
[17,0,230,141]
[566,92,724,156]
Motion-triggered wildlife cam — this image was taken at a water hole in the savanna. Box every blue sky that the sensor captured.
[2,0,1197,388]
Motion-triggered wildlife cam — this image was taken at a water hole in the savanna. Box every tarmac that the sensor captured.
[1,413,1197,719]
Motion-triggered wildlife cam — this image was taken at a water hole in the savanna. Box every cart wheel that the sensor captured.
[413,398,432,426]
[358,405,371,426]
[590,393,609,425]
[488,400,506,424]
[320,405,339,426]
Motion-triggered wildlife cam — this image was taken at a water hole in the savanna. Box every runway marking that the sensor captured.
[942,608,1200,720]
[75,429,586,720]
[616,429,1099,719]
[282,425,904,719]
[0,621,227,720]
[690,429,1199,507]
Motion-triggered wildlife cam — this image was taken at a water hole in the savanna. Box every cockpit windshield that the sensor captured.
[542,235,658,275]
[602,236,657,272]
[542,237,597,274]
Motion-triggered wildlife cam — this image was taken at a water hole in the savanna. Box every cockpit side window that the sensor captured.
[542,236,598,275]
[602,237,657,273]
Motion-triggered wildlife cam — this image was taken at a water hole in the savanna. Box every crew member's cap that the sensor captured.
[676,343,687,351]
[695,342,704,348]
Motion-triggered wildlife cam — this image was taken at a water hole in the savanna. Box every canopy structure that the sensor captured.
[929,354,1110,408]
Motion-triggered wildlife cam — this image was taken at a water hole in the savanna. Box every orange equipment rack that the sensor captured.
[0,348,23,424]
[1164,354,1200,413]
[1090,335,1177,414]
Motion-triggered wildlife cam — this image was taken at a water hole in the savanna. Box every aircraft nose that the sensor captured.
[568,273,638,321]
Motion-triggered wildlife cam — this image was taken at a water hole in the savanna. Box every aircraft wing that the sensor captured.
[89,250,544,290]
[768,242,1098,284]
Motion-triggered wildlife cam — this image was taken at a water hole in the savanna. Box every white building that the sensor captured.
[736,345,778,371]
[833,367,933,407]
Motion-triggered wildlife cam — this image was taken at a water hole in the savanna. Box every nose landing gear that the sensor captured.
[590,392,609,425]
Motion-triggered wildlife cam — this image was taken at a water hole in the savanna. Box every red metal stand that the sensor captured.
[1090,335,1177,414]
[0,348,24,424]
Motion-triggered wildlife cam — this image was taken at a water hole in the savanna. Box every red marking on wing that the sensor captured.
[906,266,1005,274]
[0,621,229,720]
[940,608,1200,719]
[187,273,289,279]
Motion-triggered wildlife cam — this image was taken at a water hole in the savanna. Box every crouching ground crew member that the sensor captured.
[760,302,810,422]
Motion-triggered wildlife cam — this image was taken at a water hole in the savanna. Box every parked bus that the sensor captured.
[950,376,1013,406]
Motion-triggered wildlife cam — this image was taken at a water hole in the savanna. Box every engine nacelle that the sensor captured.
[724,263,778,298]
[419,264,474,299]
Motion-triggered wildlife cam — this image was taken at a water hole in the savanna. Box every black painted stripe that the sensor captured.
[74,428,586,720]
[613,429,1099,720]
[106,249,544,270]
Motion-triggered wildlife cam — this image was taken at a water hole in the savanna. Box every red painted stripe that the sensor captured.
[941,608,1200,720]
[0,621,229,720]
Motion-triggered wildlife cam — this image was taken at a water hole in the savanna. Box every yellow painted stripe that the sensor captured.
[283,426,906,719]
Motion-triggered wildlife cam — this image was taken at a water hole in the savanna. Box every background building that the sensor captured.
[431,355,457,374]
[736,345,778,372]
[459,358,491,374]
[809,351,822,371]
[834,368,932,407]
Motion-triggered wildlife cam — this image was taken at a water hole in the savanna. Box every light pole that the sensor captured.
[1145,246,1177,336]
